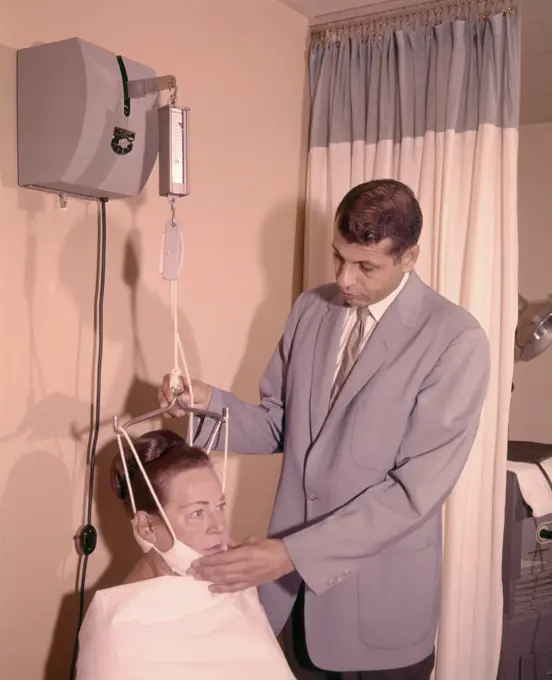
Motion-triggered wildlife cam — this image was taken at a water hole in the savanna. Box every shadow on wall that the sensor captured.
[43,438,144,680]
[0,42,73,680]
[1,36,308,669]
[232,199,305,398]
[0,43,18,191]
[41,206,202,679]
[0,452,74,680]
[1,38,311,679]
[0,190,200,677]
[2,206,201,445]
[42,198,306,675]
[226,199,306,540]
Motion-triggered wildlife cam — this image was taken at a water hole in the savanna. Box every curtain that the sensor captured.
[304,7,521,680]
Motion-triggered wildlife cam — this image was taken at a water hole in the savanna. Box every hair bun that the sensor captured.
[109,429,185,500]
[136,430,185,464]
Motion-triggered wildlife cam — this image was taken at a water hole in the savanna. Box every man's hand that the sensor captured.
[187,538,294,593]
[158,374,212,417]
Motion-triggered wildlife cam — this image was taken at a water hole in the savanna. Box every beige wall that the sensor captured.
[0,1,308,678]
[509,121,552,442]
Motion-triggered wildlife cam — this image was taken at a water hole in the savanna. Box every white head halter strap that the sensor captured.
[113,397,230,531]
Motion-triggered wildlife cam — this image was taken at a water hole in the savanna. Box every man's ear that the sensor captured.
[402,245,420,272]
[133,511,157,546]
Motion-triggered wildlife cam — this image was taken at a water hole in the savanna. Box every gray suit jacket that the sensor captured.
[201,272,490,672]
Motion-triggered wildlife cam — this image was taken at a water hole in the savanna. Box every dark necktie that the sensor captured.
[330,306,370,403]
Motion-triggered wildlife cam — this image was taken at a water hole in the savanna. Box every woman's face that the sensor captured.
[148,466,228,555]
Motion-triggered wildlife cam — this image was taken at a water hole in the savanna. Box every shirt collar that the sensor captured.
[367,272,410,322]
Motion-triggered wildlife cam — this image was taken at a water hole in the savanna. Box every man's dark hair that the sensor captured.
[335,179,422,257]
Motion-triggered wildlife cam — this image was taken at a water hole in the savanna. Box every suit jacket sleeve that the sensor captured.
[193,293,307,455]
[283,326,491,596]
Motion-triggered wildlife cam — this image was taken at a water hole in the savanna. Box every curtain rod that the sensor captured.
[310,0,515,41]
[310,0,432,26]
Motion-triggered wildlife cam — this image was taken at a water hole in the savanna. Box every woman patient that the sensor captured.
[76,429,294,680]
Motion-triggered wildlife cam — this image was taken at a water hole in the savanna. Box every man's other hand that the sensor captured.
[187,538,295,593]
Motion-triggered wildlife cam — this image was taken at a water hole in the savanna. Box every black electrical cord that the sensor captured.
[69,197,108,680]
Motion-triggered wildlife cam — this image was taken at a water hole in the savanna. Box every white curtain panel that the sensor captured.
[304,8,521,680]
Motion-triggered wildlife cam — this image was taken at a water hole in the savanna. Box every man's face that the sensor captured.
[332,228,419,307]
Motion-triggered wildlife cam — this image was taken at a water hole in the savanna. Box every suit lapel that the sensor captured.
[329,316,392,420]
[309,299,347,439]
[319,272,426,432]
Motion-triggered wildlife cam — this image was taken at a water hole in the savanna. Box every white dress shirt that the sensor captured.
[333,273,410,384]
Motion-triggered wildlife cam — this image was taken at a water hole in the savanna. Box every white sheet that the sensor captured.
[77,575,294,680]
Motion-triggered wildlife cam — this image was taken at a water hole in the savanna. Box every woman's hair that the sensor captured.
[111,429,212,513]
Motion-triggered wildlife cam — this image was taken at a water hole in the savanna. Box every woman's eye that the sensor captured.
[190,509,204,519]
[217,503,226,512]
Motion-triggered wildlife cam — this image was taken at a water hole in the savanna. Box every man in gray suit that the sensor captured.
[158,179,490,679]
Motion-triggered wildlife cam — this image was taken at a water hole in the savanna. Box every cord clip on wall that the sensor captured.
[77,525,97,556]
